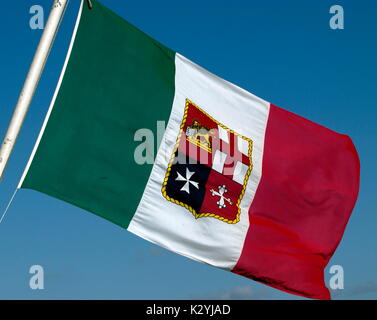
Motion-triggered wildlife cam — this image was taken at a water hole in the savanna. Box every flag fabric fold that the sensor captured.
[18,0,360,299]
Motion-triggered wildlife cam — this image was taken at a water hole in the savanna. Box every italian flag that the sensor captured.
[18,0,359,299]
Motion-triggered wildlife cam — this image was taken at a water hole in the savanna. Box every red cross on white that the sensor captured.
[212,125,251,185]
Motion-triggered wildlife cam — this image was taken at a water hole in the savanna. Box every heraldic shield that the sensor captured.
[162,99,253,224]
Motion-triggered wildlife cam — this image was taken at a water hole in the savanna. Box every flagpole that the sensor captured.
[0,0,69,181]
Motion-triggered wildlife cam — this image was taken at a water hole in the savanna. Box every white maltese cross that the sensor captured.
[176,168,199,194]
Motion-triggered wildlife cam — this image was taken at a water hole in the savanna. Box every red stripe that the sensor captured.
[232,104,360,300]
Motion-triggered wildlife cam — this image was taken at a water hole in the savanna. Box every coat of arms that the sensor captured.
[162,99,253,224]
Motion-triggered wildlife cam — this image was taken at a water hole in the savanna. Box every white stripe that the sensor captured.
[128,53,270,270]
[17,0,84,189]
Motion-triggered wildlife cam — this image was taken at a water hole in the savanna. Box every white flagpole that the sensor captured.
[0,0,69,181]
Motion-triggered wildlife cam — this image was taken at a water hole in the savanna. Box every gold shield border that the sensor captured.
[161,99,253,224]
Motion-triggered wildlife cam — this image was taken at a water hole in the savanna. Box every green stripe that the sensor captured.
[21,0,176,228]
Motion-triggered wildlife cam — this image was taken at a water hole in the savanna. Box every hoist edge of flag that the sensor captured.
[17,0,177,228]
[17,0,85,190]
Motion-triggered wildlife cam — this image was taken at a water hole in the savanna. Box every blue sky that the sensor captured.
[0,0,376,299]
